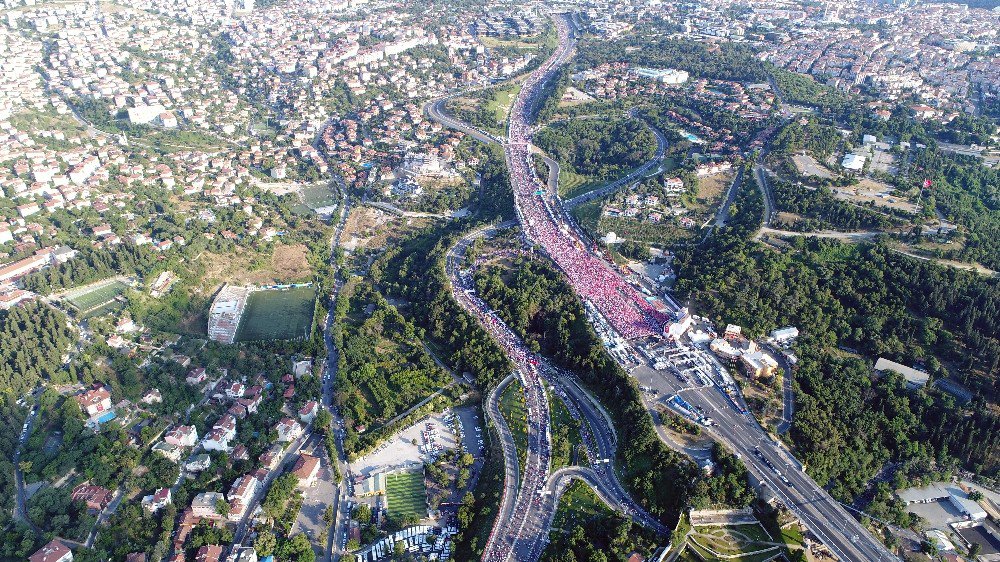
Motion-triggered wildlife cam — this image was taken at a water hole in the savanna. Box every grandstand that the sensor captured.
[208,285,251,344]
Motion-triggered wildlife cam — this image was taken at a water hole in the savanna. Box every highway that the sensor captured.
[426,10,899,561]
[445,223,666,562]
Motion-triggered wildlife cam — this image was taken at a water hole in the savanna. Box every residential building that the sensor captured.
[29,540,72,562]
[142,488,172,513]
[75,384,112,417]
[275,417,303,442]
[191,492,226,520]
[164,425,198,447]
[292,454,320,487]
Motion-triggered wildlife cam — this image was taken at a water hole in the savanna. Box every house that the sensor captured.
[142,488,171,513]
[195,545,224,562]
[236,394,262,414]
[186,368,207,385]
[75,384,112,417]
[224,381,246,400]
[152,441,183,462]
[164,425,198,447]
[227,473,260,521]
[298,400,319,423]
[140,389,162,404]
[71,483,113,513]
[202,427,233,452]
[274,417,303,442]
[191,492,226,519]
[185,454,212,472]
[769,326,799,344]
[292,358,312,377]
[230,547,258,562]
[232,444,249,461]
[291,454,320,487]
[740,351,779,379]
[29,540,73,562]
[116,316,137,333]
[259,443,284,470]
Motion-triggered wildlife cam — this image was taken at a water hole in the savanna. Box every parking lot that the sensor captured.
[351,411,461,477]
[293,440,340,554]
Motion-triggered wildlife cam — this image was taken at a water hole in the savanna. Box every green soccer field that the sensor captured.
[64,279,129,315]
[235,286,316,342]
[385,471,427,521]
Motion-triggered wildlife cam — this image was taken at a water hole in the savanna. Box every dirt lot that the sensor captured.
[199,243,313,289]
[792,154,834,179]
[832,179,920,214]
[341,207,433,252]
[687,172,732,217]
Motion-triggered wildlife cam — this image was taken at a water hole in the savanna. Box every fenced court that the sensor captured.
[235,285,316,342]
[61,278,129,316]
[385,470,427,521]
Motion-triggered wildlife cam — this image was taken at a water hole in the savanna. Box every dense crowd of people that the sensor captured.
[507,19,670,343]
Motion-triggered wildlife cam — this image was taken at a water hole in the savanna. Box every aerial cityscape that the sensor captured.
[0,0,998,561]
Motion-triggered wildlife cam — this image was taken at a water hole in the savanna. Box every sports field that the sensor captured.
[385,471,427,521]
[63,278,129,316]
[235,285,315,342]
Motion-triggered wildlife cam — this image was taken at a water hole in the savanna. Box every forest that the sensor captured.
[905,148,1000,270]
[673,179,1000,495]
[331,279,454,455]
[534,118,656,182]
[770,68,850,112]
[575,37,769,83]
[0,302,75,395]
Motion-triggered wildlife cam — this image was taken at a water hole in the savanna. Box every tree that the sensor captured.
[970,542,982,557]
[278,533,314,562]
[215,498,231,519]
[255,530,277,557]
[394,539,405,558]
[354,503,372,524]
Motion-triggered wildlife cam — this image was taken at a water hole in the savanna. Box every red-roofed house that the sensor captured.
[292,454,320,487]
[71,483,113,513]
[29,540,72,562]
[298,400,319,423]
[195,545,223,562]
[75,384,112,417]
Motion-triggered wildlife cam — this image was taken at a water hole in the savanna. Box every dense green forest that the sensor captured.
[534,118,656,180]
[906,148,1000,270]
[541,481,661,562]
[576,37,769,83]
[0,302,75,394]
[673,180,1000,495]
[332,279,454,452]
[21,244,159,295]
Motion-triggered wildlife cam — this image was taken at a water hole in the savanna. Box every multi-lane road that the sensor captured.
[445,223,666,562]
[426,8,902,562]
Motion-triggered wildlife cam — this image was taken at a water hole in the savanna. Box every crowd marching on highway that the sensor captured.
[506,18,671,342]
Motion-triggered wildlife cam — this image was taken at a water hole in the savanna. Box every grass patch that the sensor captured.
[687,523,781,562]
[548,390,584,470]
[499,379,528,468]
[385,470,427,522]
[235,286,316,341]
